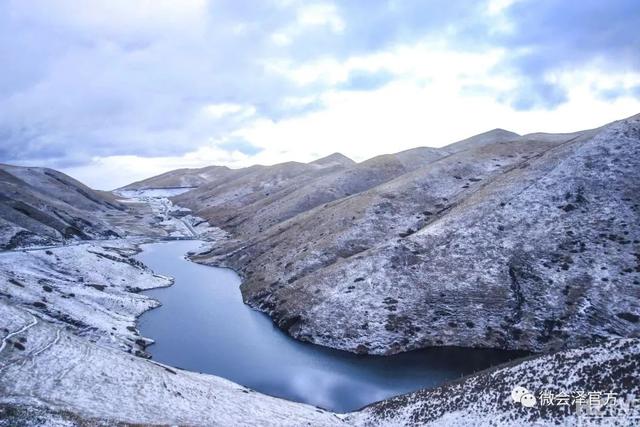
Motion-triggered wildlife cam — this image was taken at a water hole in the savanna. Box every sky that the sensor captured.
[1,0,639,189]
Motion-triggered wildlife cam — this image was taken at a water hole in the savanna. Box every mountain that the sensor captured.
[181,114,640,355]
[443,128,520,153]
[0,165,129,248]
[120,164,231,190]
[310,152,356,167]
[120,153,355,193]
[167,133,522,239]
[172,161,343,229]
[173,147,451,236]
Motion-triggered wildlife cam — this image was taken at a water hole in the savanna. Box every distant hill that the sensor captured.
[309,152,356,167]
[120,165,231,190]
[120,153,357,192]
[442,128,519,153]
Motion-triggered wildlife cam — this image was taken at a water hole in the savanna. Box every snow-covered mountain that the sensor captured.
[175,115,640,356]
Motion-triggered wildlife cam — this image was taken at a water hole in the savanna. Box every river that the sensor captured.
[136,240,528,412]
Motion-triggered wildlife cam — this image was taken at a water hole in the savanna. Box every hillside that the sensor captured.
[173,147,456,236]
[0,165,130,248]
[184,114,640,355]
[349,338,640,425]
[120,165,231,190]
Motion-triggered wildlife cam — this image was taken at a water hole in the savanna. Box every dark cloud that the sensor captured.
[490,0,640,110]
[0,0,307,166]
[286,1,487,59]
[501,0,640,68]
[502,79,569,111]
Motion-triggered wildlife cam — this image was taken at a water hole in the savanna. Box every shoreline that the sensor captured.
[2,233,638,425]
[189,246,540,356]
[1,229,540,362]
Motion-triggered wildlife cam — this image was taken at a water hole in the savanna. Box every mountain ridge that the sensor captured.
[167,115,640,355]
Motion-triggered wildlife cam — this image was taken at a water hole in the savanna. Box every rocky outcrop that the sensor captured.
[188,114,640,355]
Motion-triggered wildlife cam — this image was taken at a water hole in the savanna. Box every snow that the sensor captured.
[0,241,170,354]
[0,191,337,425]
[349,338,640,426]
[0,301,340,426]
[115,190,227,240]
[117,187,196,198]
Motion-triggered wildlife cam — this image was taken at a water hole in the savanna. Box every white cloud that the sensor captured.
[487,0,520,15]
[9,0,208,40]
[233,45,640,167]
[203,103,256,119]
[60,39,640,190]
[297,3,345,32]
[2,0,639,189]
[271,32,292,46]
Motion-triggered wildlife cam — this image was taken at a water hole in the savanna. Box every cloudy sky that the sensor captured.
[1,0,639,189]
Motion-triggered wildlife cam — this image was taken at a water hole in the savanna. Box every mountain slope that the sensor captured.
[172,160,347,230]
[192,115,640,355]
[174,147,449,236]
[310,152,356,167]
[170,131,520,238]
[122,153,355,194]
[0,165,129,248]
[350,338,640,426]
[120,165,231,190]
[443,128,520,153]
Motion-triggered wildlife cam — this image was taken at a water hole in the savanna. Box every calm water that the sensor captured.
[136,240,528,412]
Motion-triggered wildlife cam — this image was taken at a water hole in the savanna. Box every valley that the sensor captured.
[1,114,639,426]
